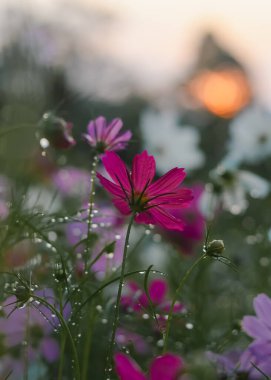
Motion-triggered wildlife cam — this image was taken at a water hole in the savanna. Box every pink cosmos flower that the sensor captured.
[83,116,132,153]
[121,279,184,330]
[160,185,205,254]
[114,352,184,380]
[97,151,193,231]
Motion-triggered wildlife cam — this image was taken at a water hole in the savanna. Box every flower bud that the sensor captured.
[38,112,76,150]
[206,239,225,256]
[15,285,31,304]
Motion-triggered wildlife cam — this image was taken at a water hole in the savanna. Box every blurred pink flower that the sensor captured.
[121,279,184,330]
[97,151,193,231]
[83,116,132,153]
[160,185,205,254]
[114,352,184,380]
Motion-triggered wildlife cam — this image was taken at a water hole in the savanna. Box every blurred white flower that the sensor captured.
[200,165,270,219]
[226,106,271,165]
[140,108,205,173]
[24,186,62,213]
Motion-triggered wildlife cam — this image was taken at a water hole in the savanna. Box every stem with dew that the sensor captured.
[105,213,135,377]
[163,253,207,353]
[32,295,80,380]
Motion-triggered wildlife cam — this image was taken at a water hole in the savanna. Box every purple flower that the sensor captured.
[114,352,184,380]
[83,116,132,153]
[116,328,150,355]
[0,288,71,376]
[241,293,271,377]
[52,166,90,201]
[66,205,126,279]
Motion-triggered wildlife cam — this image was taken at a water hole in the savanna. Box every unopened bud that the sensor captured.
[206,240,225,256]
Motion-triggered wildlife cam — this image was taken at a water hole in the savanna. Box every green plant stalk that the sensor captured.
[32,295,80,380]
[163,253,207,353]
[57,285,66,380]
[81,302,97,380]
[105,214,135,377]
[85,156,98,269]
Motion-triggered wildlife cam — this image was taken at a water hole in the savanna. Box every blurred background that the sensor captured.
[0,1,271,379]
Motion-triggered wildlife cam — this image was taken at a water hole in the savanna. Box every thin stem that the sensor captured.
[32,295,80,380]
[81,302,96,380]
[57,285,66,380]
[163,254,207,353]
[23,304,30,380]
[105,213,135,378]
[85,155,98,270]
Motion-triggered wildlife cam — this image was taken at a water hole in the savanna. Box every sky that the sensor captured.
[1,0,271,107]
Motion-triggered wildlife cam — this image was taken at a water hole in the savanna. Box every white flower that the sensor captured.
[24,186,62,214]
[226,106,271,165]
[200,165,270,219]
[140,108,205,173]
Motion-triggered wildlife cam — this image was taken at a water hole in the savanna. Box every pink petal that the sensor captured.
[101,152,131,191]
[253,293,271,329]
[109,131,133,149]
[242,316,271,340]
[114,353,146,380]
[132,151,156,193]
[150,354,184,380]
[148,168,186,196]
[149,279,168,305]
[135,211,156,225]
[149,207,186,231]
[148,189,193,209]
[97,173,124,198]
[87,116,106,140]
[113,198,131,215]
[104,118,123,142]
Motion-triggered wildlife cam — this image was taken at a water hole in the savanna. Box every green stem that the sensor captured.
[163,254,207,353]
[32,295,80,380]
[105,214,135,377]
[57,285,66,380]
[85,156,98,270]
[81,303,96,380]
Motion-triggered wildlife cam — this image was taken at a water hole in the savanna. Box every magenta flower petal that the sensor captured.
[242,316,271,340]
[113,198,132,215]
[253,293,271,329]
[40,337,60,362]
[148,168,186,195]
[97,173,124,198]
[101,152,131,191]
[114,353,146,380]
[132,151,156,193]
[150,354,184,380]
[149,189,193,209]
[98,151,193,231]
[149,279,167,305]
[149,207,186,231]
[134,211,156,225]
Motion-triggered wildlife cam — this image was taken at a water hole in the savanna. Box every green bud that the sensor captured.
[206,240,225,256]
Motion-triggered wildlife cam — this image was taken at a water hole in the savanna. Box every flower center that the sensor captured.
[132,191,149,212]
